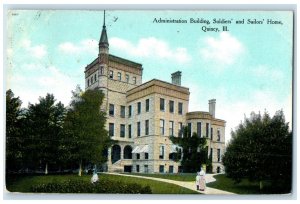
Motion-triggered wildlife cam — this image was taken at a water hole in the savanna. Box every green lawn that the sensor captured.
[123,173,196,181]
[6,174,199,194]
[206,174,291,194]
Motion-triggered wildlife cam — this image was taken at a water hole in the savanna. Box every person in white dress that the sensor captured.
[195,172,200,190]
[199,168,206,191]
[91,172,99,184]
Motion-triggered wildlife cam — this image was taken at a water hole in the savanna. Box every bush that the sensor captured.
[30,179,152,194]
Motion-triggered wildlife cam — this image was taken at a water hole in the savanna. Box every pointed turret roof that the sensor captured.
[99,10,109,48]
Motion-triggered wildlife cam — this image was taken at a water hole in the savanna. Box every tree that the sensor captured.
[61,86,112,176]
[25,94,66,174]
[222,110,292,192]
[6,89,25,173]
[170,126,209,173]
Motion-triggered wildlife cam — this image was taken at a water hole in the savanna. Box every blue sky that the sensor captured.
[6,10,293,142]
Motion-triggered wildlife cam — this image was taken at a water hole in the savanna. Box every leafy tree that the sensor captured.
[222,110,292,192]
[25,94,66,173]
[61,86,112,176]
[6,89,25,172]
[170,126,209,173]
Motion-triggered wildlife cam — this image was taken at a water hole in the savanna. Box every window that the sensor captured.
[145,120,149,135]
[133,76,136,84]
[217,149,221,162]
[144,165,149,173]
[128,125,132,138]
[188,123,192,137]
[87,79,90,86]
[126,74,129,83]
[159,165,164,173]
[169,165,174,173]
[109,123,114,137]
[159,145,164,159]
[145,99,150,112]
[109,70,113,79]
[136,153,140,160]
[120,106,125,118]
[95,74,97,81]
[178,102,183,114]
[197,122,201,138]
[145,153,149,160]
[91,76,93,83]
[117,72,121,81]
[169,121,174,136]
[137,102,141,114]
[206,123,209,137]
[160,98,165,111]
[160,119,165,135]
[169,100,174,113]
[100,66,104,75]
[128,105,132,118]
[178,122,183,137]
[211,127,213,140]
[120,124,125,138]
[137,122,141,137]
[109,104,114,116]
[210,148,213,160]
[136,165,140,172]
[217,129,221,141]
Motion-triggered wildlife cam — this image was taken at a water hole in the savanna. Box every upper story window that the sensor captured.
[109,104,114,116]
[217,149,221,162]
[160,98,165,111]
[120,106,125,118]
[211,127,213,140]
[137,122,141,137]
[160,119,165,135]
[145,99,150,112]
[159,145,164,159]
[178,102,183,115]
[197,122,201,138]
[94,74,97,81]
[117,72,121,81]
[206,123,209,137]
[109,123,114,137]
[126,74,129,83]
[133,76,136,84]
[145,120,149,135]
[217,129,221,141]
[178,122,183,137]
[169,100,174,113]
[137,102,141,114]
[87,79,90,87]
[128,124,132,138]
[120,124,125,138]
[109,70,113,79]
[91,76,93,83]
[128,105,132,118]
[188,123,192,137]
[100,66,104,75]
[169,121,174,136]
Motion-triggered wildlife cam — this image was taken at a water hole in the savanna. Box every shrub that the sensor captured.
[30,179,152,194]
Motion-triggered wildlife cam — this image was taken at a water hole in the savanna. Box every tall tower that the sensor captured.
[98,10,109,111]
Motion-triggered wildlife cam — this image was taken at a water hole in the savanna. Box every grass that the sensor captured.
[123,173,196,181]
[207,174,291,194]
[6,173,199,194]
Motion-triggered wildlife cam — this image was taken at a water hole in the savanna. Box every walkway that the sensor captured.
[104,172,235,195]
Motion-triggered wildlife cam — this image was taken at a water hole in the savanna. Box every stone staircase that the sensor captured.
[109,159,133,173]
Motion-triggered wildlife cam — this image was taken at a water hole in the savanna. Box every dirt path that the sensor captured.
[104,172,236,195]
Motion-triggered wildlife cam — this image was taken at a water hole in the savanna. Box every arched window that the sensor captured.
[123,145,132,159]
[111,145,121,164]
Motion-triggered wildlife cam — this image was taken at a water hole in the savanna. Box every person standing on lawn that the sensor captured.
[195,172,200,190]
[199,168,206,191]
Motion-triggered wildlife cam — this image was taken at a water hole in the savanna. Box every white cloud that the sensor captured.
[252,65,284,80]
[58,39,98,55]
[110,37,191,64]
[21,39,47,59]
[200,32,245,66]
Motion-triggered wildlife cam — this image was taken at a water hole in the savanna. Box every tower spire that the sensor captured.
[99,10,109,48]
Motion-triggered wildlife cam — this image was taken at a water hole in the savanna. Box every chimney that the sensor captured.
[171,71,181,86]
[209,99,216,118]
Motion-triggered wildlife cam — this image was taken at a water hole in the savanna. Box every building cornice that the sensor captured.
[186,111,226,126]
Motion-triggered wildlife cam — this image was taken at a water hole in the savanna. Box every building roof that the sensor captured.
[186,111,226,125]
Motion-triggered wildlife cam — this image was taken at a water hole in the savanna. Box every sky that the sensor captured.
[5,10,293,143]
